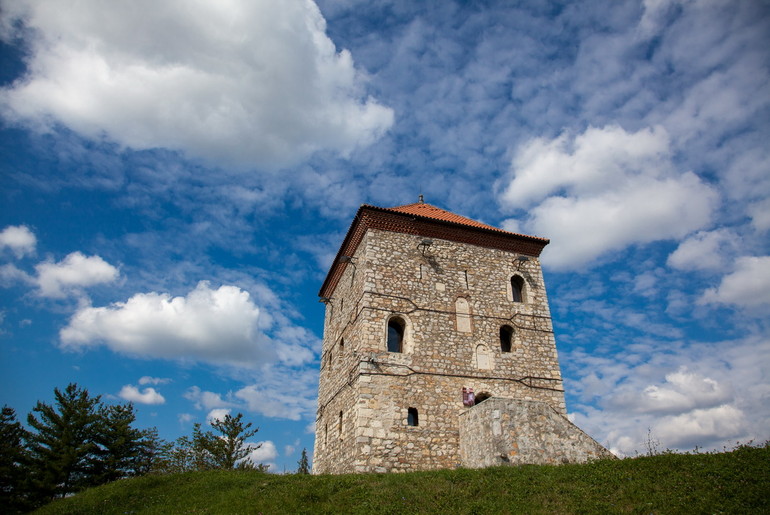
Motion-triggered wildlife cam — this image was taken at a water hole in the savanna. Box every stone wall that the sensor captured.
[458,397,615,467]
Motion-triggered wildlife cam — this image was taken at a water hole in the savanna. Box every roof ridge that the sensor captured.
[386,202,505,232]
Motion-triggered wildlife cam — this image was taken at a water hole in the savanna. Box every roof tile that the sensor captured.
[380,201,545,241]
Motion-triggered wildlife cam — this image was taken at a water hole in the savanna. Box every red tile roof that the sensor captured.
[381,201,547,242]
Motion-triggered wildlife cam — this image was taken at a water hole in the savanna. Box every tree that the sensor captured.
[90,403,151,484]
[150,413,263,474]
[154,435,198,474]
[26,383,102,501]
[202,413,260,469]
[297,448,310,474]
[132,427,169,476]
[0,406,30,513]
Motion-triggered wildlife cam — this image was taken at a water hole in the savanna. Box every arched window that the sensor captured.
[511,275,525,303]
[500,325,513,353]
[387,317,405,353]
[407,407,419,426]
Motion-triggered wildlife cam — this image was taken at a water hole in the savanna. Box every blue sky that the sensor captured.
[1,0,768,471]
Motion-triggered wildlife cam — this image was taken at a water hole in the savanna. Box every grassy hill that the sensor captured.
[37,443,769,514]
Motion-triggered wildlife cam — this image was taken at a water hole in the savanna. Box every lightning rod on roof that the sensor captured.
[418,193,424,203]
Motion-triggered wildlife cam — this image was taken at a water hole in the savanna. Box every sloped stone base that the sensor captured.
[459,397,614,467]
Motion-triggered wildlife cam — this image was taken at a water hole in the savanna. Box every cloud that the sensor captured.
[59,281,270,366]
[565,335,770,456]
[178,413,195,425]
[609,367,732,415]
[35,252,119,298]
[206,408,231,425]
[245,440,278,471]
[0,0,393,169]
[667,229,741,272]
[235,365,319,421]
[655,404,746,449]
[184,365,319,423]
[699,256,770,308]
[0,264,33,287]
[498,125,719,270]
[118,384,166,405]
[0,225,36,258]
[138,376,171,386]
[748,198,770,232]
[184,386,235,411]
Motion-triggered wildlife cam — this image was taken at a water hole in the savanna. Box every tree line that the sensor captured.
[0,383,303,513]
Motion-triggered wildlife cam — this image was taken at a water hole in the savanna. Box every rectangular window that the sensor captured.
[407,407,419,426]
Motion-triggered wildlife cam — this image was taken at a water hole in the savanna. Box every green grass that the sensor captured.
[36,443,769,514]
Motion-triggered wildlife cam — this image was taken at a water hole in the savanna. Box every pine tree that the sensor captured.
[91,403,148,484]
[0,406,30,513]
[25,383,102,501]
[204,413,260,469]
[133,427,168,476]
[297,447,310,474]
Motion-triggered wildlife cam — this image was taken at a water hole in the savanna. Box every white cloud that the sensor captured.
[35,252,119,298]
[500,125,672,208]
[284,440,299,456]
[118,384,166,405]
[235,365,318,421]
[0,225,36,258]
[499,125,718,270]
[138,376,171,385]
[610,367,732,415]
[748,199,770,232]
[699,256,770,308]
[667,229,741,271]
[0,264,33,287]
[206,408,231,425]
[565,335,770,456]
[0,0,393,169]
[245,440,278,471]
[184,386,235,411]
[655,404,746,449]
[59,281,270,366]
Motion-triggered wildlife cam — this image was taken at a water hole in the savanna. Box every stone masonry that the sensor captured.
[459,397,614,467]
[313,201,611,474]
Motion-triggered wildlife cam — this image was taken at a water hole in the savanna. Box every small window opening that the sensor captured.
[500,325,513,353]
[475,392,492,404]
[387,318,405,353]
[339,338,345,353]
[407,407,419,426]
[338,411,343,439]
[511,276,525,303]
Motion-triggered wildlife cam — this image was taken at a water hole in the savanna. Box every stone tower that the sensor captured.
[313,201,611,474]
